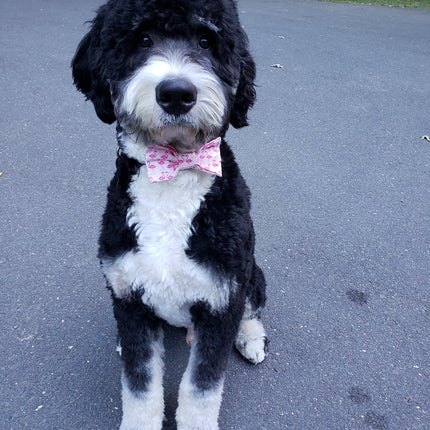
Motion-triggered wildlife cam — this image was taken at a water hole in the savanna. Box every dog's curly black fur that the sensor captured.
[72,1,267,429]
[73,0,255,128]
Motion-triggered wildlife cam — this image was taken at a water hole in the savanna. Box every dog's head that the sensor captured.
[72,0,256,151]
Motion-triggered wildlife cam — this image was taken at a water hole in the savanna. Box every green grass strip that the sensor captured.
[325,0,430,7]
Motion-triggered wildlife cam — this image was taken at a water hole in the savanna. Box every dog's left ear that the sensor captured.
[72,27,116,124]
[230,43,256,129]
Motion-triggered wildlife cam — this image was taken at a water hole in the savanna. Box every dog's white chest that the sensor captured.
[102,166,229,327]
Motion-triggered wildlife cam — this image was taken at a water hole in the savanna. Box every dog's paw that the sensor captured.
[177,423,218,430]
[234,319,268,364]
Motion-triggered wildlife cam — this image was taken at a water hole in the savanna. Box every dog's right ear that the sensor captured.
[72,27,116,124]
[229,31,257,129]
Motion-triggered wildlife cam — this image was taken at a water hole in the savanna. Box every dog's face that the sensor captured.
[113,37,230,151]
[72,0,256,151]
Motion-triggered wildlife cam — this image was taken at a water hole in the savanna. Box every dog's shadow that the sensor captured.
[162,324,190,429]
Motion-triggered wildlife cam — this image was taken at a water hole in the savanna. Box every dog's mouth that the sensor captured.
[148,124,216,152]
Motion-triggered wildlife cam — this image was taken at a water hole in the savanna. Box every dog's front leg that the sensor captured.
[176,302,240,430]
[112,295,164,430]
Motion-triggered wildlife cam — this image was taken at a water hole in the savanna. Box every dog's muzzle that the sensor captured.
[156,78,197,116]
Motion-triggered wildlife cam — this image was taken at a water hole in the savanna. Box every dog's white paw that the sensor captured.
[177,423,218,430]
[235,319,268,364]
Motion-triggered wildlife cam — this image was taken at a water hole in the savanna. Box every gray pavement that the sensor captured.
[1,0,429,429]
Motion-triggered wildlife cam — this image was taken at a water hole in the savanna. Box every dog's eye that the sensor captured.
[140,35,153,48]
[198,37,210,50]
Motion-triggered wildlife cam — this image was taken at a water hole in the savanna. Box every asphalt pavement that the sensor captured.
[1,0,429,429]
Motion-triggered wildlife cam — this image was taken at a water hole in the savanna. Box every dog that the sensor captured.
[72,1,267,429]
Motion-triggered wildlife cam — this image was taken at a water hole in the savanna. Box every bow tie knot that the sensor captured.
[145,137,222,183]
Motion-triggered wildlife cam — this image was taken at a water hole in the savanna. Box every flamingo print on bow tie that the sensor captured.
[145,137,222,183]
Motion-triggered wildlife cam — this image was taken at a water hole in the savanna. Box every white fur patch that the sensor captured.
[234,319,267,364]
[119,335,164,430]
[176,349,224,430]
[102,165,233,328]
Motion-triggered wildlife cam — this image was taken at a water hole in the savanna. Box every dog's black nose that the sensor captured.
[156,79,197,115]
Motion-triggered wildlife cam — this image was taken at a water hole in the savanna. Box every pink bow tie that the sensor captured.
[145,137,222,183]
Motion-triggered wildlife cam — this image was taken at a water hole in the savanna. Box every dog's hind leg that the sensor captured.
[235,264,268,364]
[176,301,241,430]
[112,294,164,430]
[234,316,268,364]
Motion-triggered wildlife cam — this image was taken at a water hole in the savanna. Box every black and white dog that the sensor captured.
[72,1,267,429]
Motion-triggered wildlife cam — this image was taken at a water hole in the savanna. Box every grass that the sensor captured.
[325,0,430,7]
